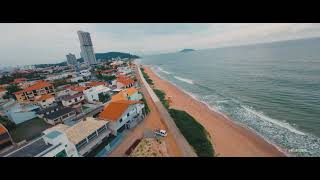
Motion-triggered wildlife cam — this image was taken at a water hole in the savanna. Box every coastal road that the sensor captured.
[107,64,188,157]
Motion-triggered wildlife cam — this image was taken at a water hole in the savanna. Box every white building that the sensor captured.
[35,94,56,108]
[83,85,111,104]
[77,31,97,65]
[117,66,132,75]
[98,100,145,135]
[46,117,111,156]
[4,130,79,157]
[70,76,84,83]
[46,72,74,81]
[61,92,85,107]
[79,69,91,77]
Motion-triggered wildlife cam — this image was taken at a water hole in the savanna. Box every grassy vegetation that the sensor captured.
[141,96,150,114]
[153,89,170,109]
[169,109,214,157]
[152,87,214,157]
[9,117,52,143]
[140,68,154,85]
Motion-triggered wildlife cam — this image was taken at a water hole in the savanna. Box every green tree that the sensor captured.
[98,93,110,103]
[6,84,22,95]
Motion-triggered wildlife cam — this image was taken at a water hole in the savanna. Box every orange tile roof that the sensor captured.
[111,91,128,102]
[68,86,87,92]
[98,100,142,121]
[117,77,134,86]
[13,78,27,84]
[0,123,8,134]
[36,94,54,101]
[0,88,7,92]
[86,81,107,87]
[14,80,53,94]
[124,87,138,96]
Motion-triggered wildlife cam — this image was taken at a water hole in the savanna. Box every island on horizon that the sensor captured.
[180,49,196,53]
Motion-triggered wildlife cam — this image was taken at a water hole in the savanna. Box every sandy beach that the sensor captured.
[143,65,286,157]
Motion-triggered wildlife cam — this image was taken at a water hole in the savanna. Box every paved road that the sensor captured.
[136,64,197,157]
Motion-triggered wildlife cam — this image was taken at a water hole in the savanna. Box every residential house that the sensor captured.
[45,117,111,156]
[69,76,84,83]
[5,103,40,124]
[83,85,111,104]
[98,100,145,135]
[13,78,27,85]
[116,76,135,89]
[14,80,55,102]
[101,69,116,76]
[61,92,85,107]
[46,72,74,81]
[111,87,142,102]
[0,88,7,99]
[117,66,132,75]
[39,106,77,125]
[79,69,91,78]
[3,130,79,157]
[35,94,56,108]
[85,81,109,88]
[0,123,12,151]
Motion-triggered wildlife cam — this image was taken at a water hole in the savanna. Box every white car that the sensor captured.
[154,129,167,137]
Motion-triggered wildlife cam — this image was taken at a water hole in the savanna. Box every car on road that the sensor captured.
[154,129,167,137]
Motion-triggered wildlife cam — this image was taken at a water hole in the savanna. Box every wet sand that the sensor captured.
[144,66,286,157]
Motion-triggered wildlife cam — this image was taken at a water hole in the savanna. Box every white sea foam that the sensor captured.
[174,76,194,84]
[243,106,306,136]
[158,67,171,74]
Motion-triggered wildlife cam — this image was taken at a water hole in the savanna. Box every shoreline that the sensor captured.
[143,65,287,157]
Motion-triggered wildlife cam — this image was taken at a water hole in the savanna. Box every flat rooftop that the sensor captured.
[3,137,52,157]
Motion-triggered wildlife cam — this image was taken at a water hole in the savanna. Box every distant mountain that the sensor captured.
[180,49,195,53]
[95,52,140,62]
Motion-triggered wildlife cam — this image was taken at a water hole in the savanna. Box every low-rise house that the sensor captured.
[40,106,77,125]
[3,130,79,157]
[45,117,111,156]
[80,69,91,77]
[85,81,109,88]
[61,92,85,107]
[67,85,88,93]
[0,123,12,151]
[0,88,7,99]
[13,78,27,85]
[69,76,84,83]
[83,85,111,103]
[101,69,116,76]
[5,103,40,124]
[98,100,145,135]
[111,87,142,102]
[35,94,56,108]
[46,72,74,81]
[117,66,132,75]
[116,76,135,89]
[14,80,55,102]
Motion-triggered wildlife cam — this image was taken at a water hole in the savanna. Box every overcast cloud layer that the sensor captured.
[1,23,320,65]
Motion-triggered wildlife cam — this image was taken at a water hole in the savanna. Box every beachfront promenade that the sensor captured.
[136,63,196,157]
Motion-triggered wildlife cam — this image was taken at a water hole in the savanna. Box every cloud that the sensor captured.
[0,23,320,65]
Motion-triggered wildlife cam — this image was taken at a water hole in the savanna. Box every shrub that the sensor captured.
[169,109,214,157]
[153,89,169,109]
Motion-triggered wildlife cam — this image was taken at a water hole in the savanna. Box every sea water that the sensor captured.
[141,37,320,156]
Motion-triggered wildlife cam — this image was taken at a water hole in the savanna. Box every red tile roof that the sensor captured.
[86,81,108,87]
[68,86,87,92]
[13,78,27,84]
[117,76,134,86]
[14,80,53,94]
[0,123,8,134]
[98,100,141,121]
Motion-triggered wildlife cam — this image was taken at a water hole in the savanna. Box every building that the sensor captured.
[45,117,111,156]
[98,100,145,135]
[117,66,132,75]
[83,85,111,104]
[66,53,77,66]
[0,88,7,99]
[39,106,77,125]
[5,103,40,124]
[69,76,84,83]
[0,123,12,151]
[85,81,108,88]
[3,130,79,157]
[111,87,142,102]
[14,80,55,102]
[61,92,85,107]
[79,69,91,77]
[46,72,74,81]
[77,31,97,65]
[35,94,56,108]
[116,76,135,89]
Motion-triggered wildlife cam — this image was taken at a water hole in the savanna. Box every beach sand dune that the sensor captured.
[143,66,286,157]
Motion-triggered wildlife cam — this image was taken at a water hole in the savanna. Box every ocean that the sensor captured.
[140,37,320,157]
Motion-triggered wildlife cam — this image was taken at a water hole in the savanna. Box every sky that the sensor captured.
[1,23,320,66]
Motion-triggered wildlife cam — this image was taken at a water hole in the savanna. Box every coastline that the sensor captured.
[143,65,287,157]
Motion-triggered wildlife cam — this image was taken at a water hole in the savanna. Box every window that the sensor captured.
[69,100,72,103]
[127,113,130,117]
[76,139,87,150]
[119,118,123,123]
[97,126,106,134]
[87,132,97,141]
